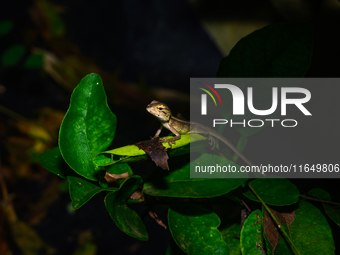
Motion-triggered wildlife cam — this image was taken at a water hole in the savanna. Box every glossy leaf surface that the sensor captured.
[104,176,148,241]
[59,73,117,181]
[39,146,74,179]
[67,176,118,210]
[94,134,207,166]
[243,177,299,206]
[240,209,264,255]
[68,176,102,210]
[168,203,229,255]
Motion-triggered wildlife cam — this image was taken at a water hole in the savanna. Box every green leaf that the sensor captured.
[144,154,247,198]
[243,177,299,206]
[265,235,291,255]
[104,176,148,241]
[290,200,335,254]
[24,53,43,69]
[106,163,133,176]
[68,176,105,210]
[2,44,25,67]
[216,23,313,137]
[308,188,330,201]
[263,201,335,254]
[94,134,207,166]
[217,80,281,138]
[308,188,340,227]
[217,23,313,78]
[39,147,73,178]
[220,223,241,255]
[261,206,294,255]
[0,20,13,36]
[240,209,264,255]
[59,73,117,181]
[235,120,272,137]
[233,136,247,162]
[168,203,230,255]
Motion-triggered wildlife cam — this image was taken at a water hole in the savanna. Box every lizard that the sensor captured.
[146,100,253,167]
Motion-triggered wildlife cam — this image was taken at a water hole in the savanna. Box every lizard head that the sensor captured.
[146,100,171,122]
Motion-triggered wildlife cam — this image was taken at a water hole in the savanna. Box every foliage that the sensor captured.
[39,23,337,254]
[0,20,44,69]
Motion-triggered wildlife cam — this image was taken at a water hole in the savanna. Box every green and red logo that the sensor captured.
[197,82,222,115]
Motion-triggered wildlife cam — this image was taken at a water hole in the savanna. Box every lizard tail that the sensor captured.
[210,132,254,167]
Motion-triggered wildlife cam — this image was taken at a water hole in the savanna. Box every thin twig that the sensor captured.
[249,183,301,255]
[299,194,340,206]
[241,199,252,213]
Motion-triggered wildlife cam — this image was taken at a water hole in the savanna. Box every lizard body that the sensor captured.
[146,100,253,166]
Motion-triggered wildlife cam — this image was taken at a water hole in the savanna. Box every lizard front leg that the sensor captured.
[159,123,181,148]
[152,125,163,139]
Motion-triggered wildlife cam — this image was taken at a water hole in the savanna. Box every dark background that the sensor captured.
[0,0,340,254]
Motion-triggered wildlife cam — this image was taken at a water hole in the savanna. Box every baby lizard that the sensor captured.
[146,100,253,166]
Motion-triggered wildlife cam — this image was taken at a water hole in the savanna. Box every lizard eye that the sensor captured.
[159,107,163,110]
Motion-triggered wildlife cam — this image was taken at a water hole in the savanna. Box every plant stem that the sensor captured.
[299,194,340,205]
[248,183,301,255]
